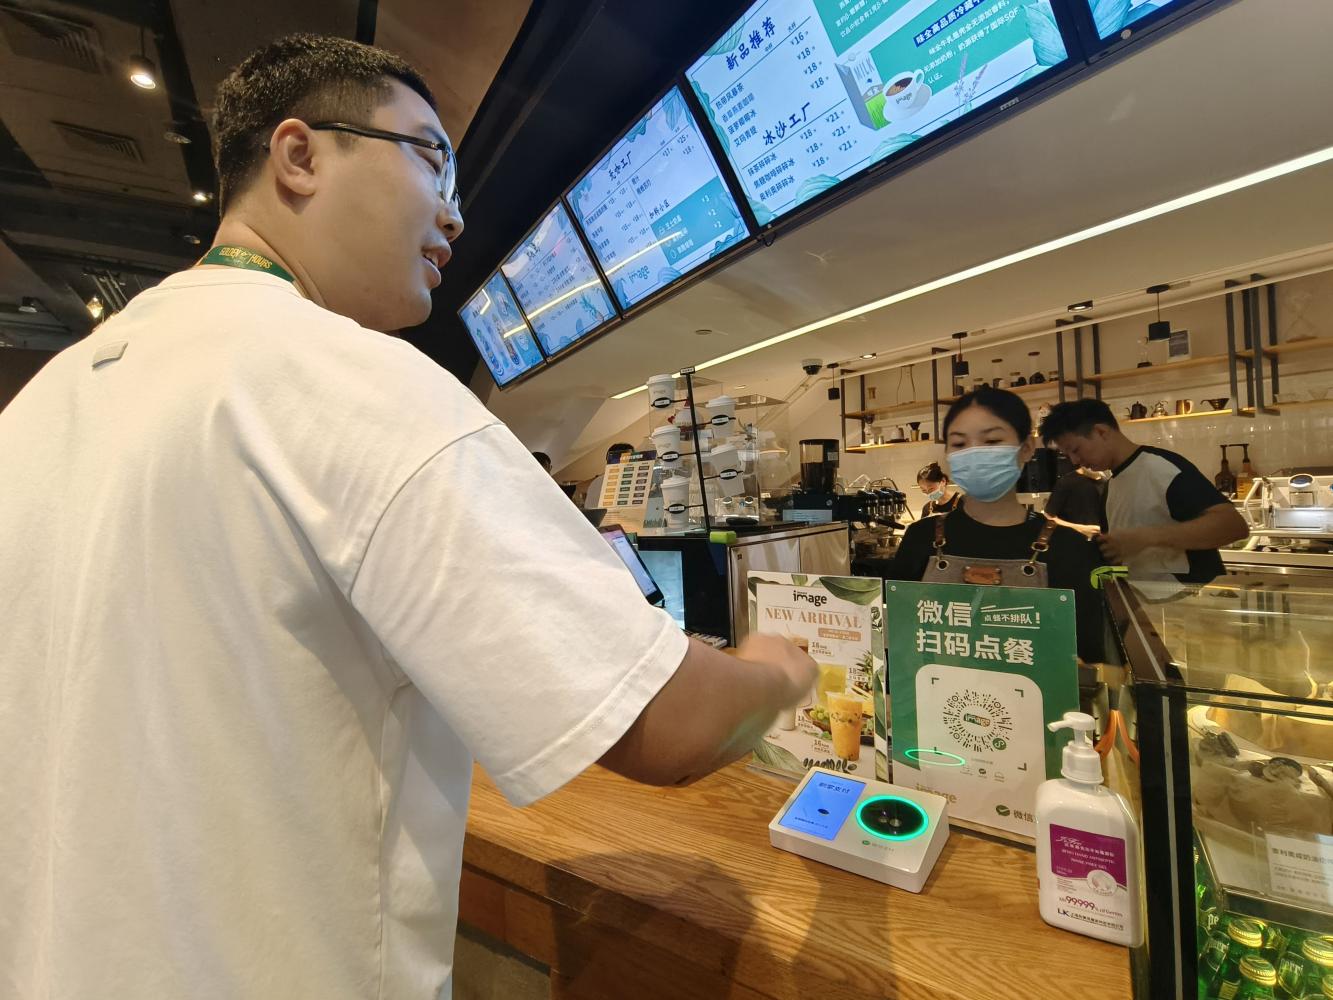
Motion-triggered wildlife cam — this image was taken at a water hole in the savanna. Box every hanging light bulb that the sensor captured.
[87,295,104,320]
[129,26,157,89]
[951,331,969,378]
[1147,284,1171,341]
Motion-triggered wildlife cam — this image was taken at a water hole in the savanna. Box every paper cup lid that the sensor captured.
[707,394,734,407]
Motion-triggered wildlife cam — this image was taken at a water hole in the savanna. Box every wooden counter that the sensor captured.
[460,760,1133,1000]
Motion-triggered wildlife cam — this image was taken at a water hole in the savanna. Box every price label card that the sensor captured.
[1265,832,1333,907]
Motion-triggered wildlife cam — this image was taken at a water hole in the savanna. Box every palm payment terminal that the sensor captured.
[768,767,949,892]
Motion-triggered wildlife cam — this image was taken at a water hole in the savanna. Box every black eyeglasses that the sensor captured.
[307,121,460,209]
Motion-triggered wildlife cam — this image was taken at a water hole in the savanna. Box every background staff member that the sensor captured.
[889,388,1107,664]
[1044,466,1109,538]
[0,35,815,1000]
[1040,399,1248,584]
[916,461,963,518]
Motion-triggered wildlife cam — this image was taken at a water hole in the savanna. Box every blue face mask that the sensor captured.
[947,445,1023,502]
[926,487,946,502]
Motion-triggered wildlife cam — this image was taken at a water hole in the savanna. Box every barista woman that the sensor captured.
[888,387,1107,663]
[917,462,963,518]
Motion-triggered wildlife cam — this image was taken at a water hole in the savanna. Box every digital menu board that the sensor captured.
[459,273,545,387]
[1088,0,1183,38]
[567,86,750,311]
[501,203,618,357]
[687,0,1070,224]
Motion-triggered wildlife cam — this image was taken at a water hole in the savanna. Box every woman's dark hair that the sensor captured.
[916,462,947,485]
[213,34,436,212]
[942,386,1032,440]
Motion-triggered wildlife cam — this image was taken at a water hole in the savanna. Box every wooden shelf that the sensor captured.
[844,396,958,421]
[1002,379,1076,396]
[846,439,940,453]
[1259,399,1333,413]
[1127,408,1234,424]
[1263,337,1333,356]
[1084,353,1231,384]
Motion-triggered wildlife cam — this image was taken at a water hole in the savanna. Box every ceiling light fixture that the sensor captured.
[951,332,969,379]
[860,352,876,359]
[610,143,1333,400]
[164,129,191,145]
[1146,283,1172,341]
[18,297,39,314]
[192,190,211,204]
[87,296,104,320]
[129,27,157,90]
[183,233,201,245]
[1068,300,1093,312]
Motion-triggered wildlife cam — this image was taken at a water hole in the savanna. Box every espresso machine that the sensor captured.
[1243,469,1333,545]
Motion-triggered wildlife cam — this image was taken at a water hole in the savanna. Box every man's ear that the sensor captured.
[266,118,319,200]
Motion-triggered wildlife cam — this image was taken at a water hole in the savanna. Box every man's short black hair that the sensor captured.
[605,442,634,462]
[1039,399,1119,444]
[212,34,436,212]
[532,451,552,470]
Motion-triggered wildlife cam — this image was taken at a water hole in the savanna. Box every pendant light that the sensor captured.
[1147,284,1171,341]
[951,331,969,378]
[129,26,158,90]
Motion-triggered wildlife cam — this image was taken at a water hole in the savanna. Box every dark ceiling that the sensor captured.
[0,0,751,388]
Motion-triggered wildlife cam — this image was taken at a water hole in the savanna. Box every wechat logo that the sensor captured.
[995,804,1011,817]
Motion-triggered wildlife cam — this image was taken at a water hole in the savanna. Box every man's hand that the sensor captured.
[1095,527,1156,564]
[734,633,818,709]
[597,634,817,788]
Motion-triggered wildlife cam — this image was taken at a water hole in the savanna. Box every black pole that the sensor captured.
[681,367,712,533]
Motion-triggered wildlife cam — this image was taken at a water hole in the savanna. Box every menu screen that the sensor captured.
[1088,0,1182,38]
[568,87,750,310]
[687,0,1069,224]
[501,203,618,357]
[459,273,545,387]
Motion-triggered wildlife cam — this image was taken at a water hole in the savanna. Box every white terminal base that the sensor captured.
[768,767,950,893]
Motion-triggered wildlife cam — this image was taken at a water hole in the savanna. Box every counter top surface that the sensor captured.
[462,759,1132,1000]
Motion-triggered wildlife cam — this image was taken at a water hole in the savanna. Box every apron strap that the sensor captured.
[932,514,947,553]
[1026,516,1058,566]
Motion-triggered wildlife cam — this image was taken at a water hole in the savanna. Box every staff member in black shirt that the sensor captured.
[1040,399,1247,584]
[889,388,1107,663]
[916,462,963,518]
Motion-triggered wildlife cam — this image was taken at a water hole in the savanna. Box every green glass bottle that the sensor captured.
[1278,936,1333,1000]
[1208,919,1267,1000]
[1264,923,1295,965]
[1235,956,1278,1000]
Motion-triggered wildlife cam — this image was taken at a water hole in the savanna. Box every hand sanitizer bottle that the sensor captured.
[1035,711,1143,947]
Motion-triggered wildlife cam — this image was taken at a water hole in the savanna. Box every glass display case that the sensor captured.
[1104,576,1333,999]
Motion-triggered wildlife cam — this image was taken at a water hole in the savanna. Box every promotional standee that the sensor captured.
[886,580,1080,841]
[749,573,889,782]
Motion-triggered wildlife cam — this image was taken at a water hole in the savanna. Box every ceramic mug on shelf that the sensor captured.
[1175,399,1194,415]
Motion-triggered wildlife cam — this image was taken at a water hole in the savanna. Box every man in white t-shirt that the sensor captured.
[0,35,815,1000]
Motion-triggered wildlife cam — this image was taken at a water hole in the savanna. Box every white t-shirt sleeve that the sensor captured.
[349,423,687,806]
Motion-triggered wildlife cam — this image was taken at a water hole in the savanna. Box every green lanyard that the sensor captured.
[199,245,295,283]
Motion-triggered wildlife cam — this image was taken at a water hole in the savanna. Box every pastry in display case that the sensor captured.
[1103,576,1333,1000]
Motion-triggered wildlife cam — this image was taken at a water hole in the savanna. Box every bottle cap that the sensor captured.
[1227,918,1264,949]
[1304,935,1333,968]
[1239,955,1276,987]
[1047,711,1102,784]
